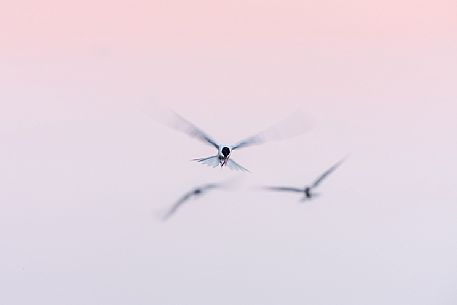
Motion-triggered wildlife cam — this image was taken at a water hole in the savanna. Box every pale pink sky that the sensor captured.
[1,0,456,52]
[1,1,457,304]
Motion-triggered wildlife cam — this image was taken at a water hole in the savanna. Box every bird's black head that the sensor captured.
[221,146,231,157]
[305,187,312,198]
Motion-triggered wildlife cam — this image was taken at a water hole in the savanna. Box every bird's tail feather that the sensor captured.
[192,156,220,168]
[226,159,250,172]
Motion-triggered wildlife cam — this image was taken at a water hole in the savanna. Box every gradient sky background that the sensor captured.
[1,0,457,304]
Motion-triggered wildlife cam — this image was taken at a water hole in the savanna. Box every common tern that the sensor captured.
[169,112,306,172]
[263,158,345,201]
[162,183,223,220]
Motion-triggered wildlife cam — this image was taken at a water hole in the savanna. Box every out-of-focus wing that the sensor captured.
[231,134,265,150]
[263,186,304,193]
[170,112,219,149]
[192,156,220,168]
[200,183,222,191]
[311,158,345,188]
[231,112,309,150]
[162,191,194,221]
[226,159,250,172]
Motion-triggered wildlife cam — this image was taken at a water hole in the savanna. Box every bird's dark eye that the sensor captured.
[221,147,230,157]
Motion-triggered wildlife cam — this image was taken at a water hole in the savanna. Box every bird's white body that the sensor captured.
[218,145,232,166]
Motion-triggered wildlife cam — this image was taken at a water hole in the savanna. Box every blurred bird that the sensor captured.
[168,112,307,172]
[162,183,223,220]
[263,158,346,201]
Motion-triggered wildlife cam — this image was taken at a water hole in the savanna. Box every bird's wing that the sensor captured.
[311,158,346,188]
[231,112,309,150]
[192,156,220,168]
[198,183,220,192]
[226,159,250,172]
[263,186,304,193]
[162,191,194,220]
[231,133,265,150]
[170,112,219,149]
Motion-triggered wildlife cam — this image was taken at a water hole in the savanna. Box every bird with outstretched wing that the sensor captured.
[263,158,346,201]
[162,183,222,221]
[168,111,307,172]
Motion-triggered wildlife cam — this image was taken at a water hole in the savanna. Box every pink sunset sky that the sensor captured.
[1,1,457,304]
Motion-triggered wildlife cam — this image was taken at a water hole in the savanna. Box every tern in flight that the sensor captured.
[168,112,306,172]
[263,158,345,201]
[162,183,224,221]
